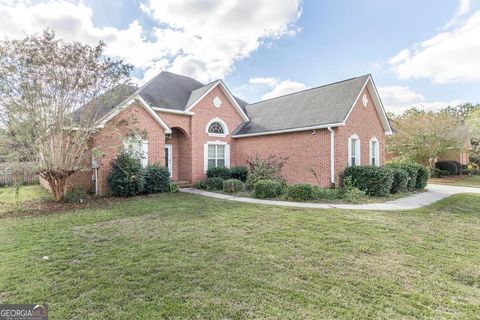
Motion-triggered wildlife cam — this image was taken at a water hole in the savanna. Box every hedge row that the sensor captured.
[206,166,248,182]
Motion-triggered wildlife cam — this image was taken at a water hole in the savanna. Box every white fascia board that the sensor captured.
[232,122,344,138]
[151,107,194,116]
[136,96,172,134]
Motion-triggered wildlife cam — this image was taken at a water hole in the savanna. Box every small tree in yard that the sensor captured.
[0,30,132,201]
[387,108,467,168]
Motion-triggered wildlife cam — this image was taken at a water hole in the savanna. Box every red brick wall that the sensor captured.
[234,130,331,186]
[233,86,387,187]
[188,85,245,182]
[335,87,386,181]
[93,103,166,195]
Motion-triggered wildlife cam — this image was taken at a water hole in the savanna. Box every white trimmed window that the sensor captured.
[204,142,230,171]
[206,118,229,137]
[348,134,360,166]
[370,137,380,166]
[124,137,148,168]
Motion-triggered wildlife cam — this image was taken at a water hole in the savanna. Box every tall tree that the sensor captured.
[0,30,132,201]
[387,108,467,167]
[465,109,480,166]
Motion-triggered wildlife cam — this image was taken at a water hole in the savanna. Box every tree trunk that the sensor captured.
[41,172,68,202]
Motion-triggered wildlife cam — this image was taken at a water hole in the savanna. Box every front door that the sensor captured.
[165,144,173,177]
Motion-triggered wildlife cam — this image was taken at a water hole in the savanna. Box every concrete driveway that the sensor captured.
[181,184,480,211]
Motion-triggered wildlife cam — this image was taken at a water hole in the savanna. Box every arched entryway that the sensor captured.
[165,127,191,183]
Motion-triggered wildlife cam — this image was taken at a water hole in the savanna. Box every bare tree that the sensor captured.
[0,30,132,201]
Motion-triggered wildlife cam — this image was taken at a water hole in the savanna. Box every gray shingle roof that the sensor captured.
[73,83,137,123]
[233,75,370,136]
[185,80,219,109]
[137,71,205,111]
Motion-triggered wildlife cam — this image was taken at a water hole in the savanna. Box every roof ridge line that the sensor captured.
[246,74,371,107]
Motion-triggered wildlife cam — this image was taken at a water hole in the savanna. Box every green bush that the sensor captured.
[195,180,208,189]
[385,163,419,190]
[253,179,283,199]
[206,177,224,190]
[389,168,409,194]
[431,168,450,177]
[107,152,144,197]
[414,165,430,189]
[64,188,89,203]
[245,154,286,189]
[168,183,180,193]
[206,167,231,180]
[342,166,394,197]
[222,179,245,194]
[312,187,341,200]
[340,176,366,203]
[230,166,248,182]
[287,184,315,201]
[452,161,463,175]
[435,161,458,175]
[143,164,170,193]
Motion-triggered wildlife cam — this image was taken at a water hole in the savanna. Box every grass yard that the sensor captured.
[1,193,480,319]
[430,175,480,188]
[0,185,51,214]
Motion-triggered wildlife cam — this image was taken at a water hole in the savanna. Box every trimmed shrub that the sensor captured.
[230,166,248,182]
[431,168,450,177]
[287,184,315,201]
[340,176,366,203]
[452,161,463,175]
[143,164,170,193]
[195,179,208,189]
[389,168,409,194]
[435,161,458,175]
[343,166,394,197]
[223,179,245,194]
[108,152,144,197]
[253,179,283,199]
[206,177,224,190]
[206,167,231,180]
[414,165,430,189]
[385,163,419,190]
[312,187,341,200]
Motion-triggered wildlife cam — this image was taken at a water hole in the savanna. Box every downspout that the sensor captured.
[327,127,335,186]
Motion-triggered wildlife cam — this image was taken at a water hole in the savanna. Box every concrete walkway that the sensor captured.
[181,184,480,211]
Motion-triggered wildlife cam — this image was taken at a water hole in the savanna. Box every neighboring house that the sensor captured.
[45,71,392,196]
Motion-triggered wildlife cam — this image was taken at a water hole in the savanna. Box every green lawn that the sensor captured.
[1,193,480,319]
[430,175,480,188]
[0,185,51,214]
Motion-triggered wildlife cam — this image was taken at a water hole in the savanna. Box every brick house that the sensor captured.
[55,71,392,196]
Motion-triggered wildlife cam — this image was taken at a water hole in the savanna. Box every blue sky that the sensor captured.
[1,0,479,113]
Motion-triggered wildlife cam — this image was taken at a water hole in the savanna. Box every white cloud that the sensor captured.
[0,0,302,84]
[389,9,480,84]
[234,76,308,102]
[378,85,463,113]
[445,0,471,28]
[261,80,308,100]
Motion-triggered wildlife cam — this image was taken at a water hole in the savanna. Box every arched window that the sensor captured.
[205,118,229,137]
[208,122,224,134]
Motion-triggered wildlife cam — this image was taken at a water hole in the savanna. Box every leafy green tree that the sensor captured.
[387,108,466,167]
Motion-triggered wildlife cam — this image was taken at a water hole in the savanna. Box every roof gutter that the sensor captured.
[232,122,344,138]
[328,127,335,185]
